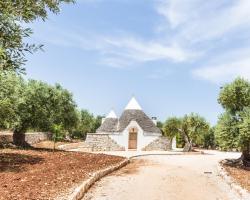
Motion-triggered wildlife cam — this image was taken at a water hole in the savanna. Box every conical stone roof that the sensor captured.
[96,98,161,134]
[96,110,118,133]
[118,109,161,133]
[125,97,142,110]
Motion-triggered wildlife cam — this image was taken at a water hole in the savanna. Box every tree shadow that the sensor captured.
[28,146,65,153]
[0,153,44,173]
[222,159,250,171]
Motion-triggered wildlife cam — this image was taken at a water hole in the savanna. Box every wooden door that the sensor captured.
[128,132,137,149]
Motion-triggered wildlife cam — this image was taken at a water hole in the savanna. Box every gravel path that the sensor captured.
[83,151,242,200]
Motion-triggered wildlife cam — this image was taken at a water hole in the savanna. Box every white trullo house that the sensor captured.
[85,97,172,151]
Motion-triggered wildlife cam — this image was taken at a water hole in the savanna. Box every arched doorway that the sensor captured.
[128,127,138,149]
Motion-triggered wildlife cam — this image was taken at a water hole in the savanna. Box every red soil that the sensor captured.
[0,149,124,200]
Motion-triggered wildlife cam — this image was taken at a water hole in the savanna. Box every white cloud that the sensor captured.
[156,0,250,43]
[156,0,250,83]
[193,63,250,84]
[34,25,195,68]
[192,48,250,83]
[32,0,250,79]
[96,36,197,67]
[102,37,194,63]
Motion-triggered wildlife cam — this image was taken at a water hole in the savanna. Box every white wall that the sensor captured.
[109,120,160,151]
[171,136,177,149]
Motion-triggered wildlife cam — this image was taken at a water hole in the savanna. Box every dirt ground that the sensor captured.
[223,164,250,192]
[32,140,84,150]
[32,141,69,149]
[83,151,242,200]
[0,148,124,200]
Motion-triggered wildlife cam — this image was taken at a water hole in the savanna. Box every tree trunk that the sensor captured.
[183,142,192,152]
[241,144,250,167]
[182,133,192,152]
[13,129,30,147]
[53,137,56,153]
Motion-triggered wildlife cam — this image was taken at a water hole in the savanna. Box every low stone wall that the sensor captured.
[84,134,171,151]
[0,131,52,145]
[142,136,171,151]
[0,131,13,144]
[85,134,125,151]
[25,132,52,144]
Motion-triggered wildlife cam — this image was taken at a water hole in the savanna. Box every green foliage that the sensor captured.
[94,115,102,132]
[16,80,78,133]
[51,124,65,151]
[0,70,105,144]
[216,78,250,153]
[156,121,163,129]
[163,117,181,139]
[175,132,185,148]
[79,110,96,133]
[51,124,65,142]
[163,114,210,150]
[0,72,79,138]
[70,110,102,139]
[215,112,239,150]
[0,71,24,129]
[183,113,210,146]
[218,77,250,114]
[0,1,74,21]
[239,108,250,151]
[0,0,74,72]
[202,127,216,149]
[0,13,41,72]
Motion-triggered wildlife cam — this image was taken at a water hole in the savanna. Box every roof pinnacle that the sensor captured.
[125,97,142,110]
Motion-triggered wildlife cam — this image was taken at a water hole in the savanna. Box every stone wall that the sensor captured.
[84,134,171,151]
[0,131,52,145]
[25,132,52,144]
[0,131,13,144]
[142,136,172,151]
[85,134,125,151]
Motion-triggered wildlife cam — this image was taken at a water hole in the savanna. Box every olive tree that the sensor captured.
[0,0,74,72]
[202,127,216,149]
[239,108,250,166]
[163,114,210,152]
[216,78,250,166]
[0,71,24,129]
[14,80,78,146]
[70,110,102,139]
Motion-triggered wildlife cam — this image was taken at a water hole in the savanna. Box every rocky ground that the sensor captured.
[223,164,250,192]
[0,148,124,200]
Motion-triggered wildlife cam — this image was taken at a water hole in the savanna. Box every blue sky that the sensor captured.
[25,0,250,125]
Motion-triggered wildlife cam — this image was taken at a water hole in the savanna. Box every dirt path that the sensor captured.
[83,151,242,200]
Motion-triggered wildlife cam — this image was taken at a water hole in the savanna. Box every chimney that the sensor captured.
[151,117,157,125]
[101,117,106,124]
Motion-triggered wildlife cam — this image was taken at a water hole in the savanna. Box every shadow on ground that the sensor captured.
[0,153,44,172]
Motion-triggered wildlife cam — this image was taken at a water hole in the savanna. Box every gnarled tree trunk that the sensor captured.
[13,129,30,147]
[241,143,250,167]
[182,132,192,152]
[183,142,192,152]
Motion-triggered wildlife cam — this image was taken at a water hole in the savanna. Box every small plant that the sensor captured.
[51,124,64,152]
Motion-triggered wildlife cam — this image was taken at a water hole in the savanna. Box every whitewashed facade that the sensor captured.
[85,97,172,151]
